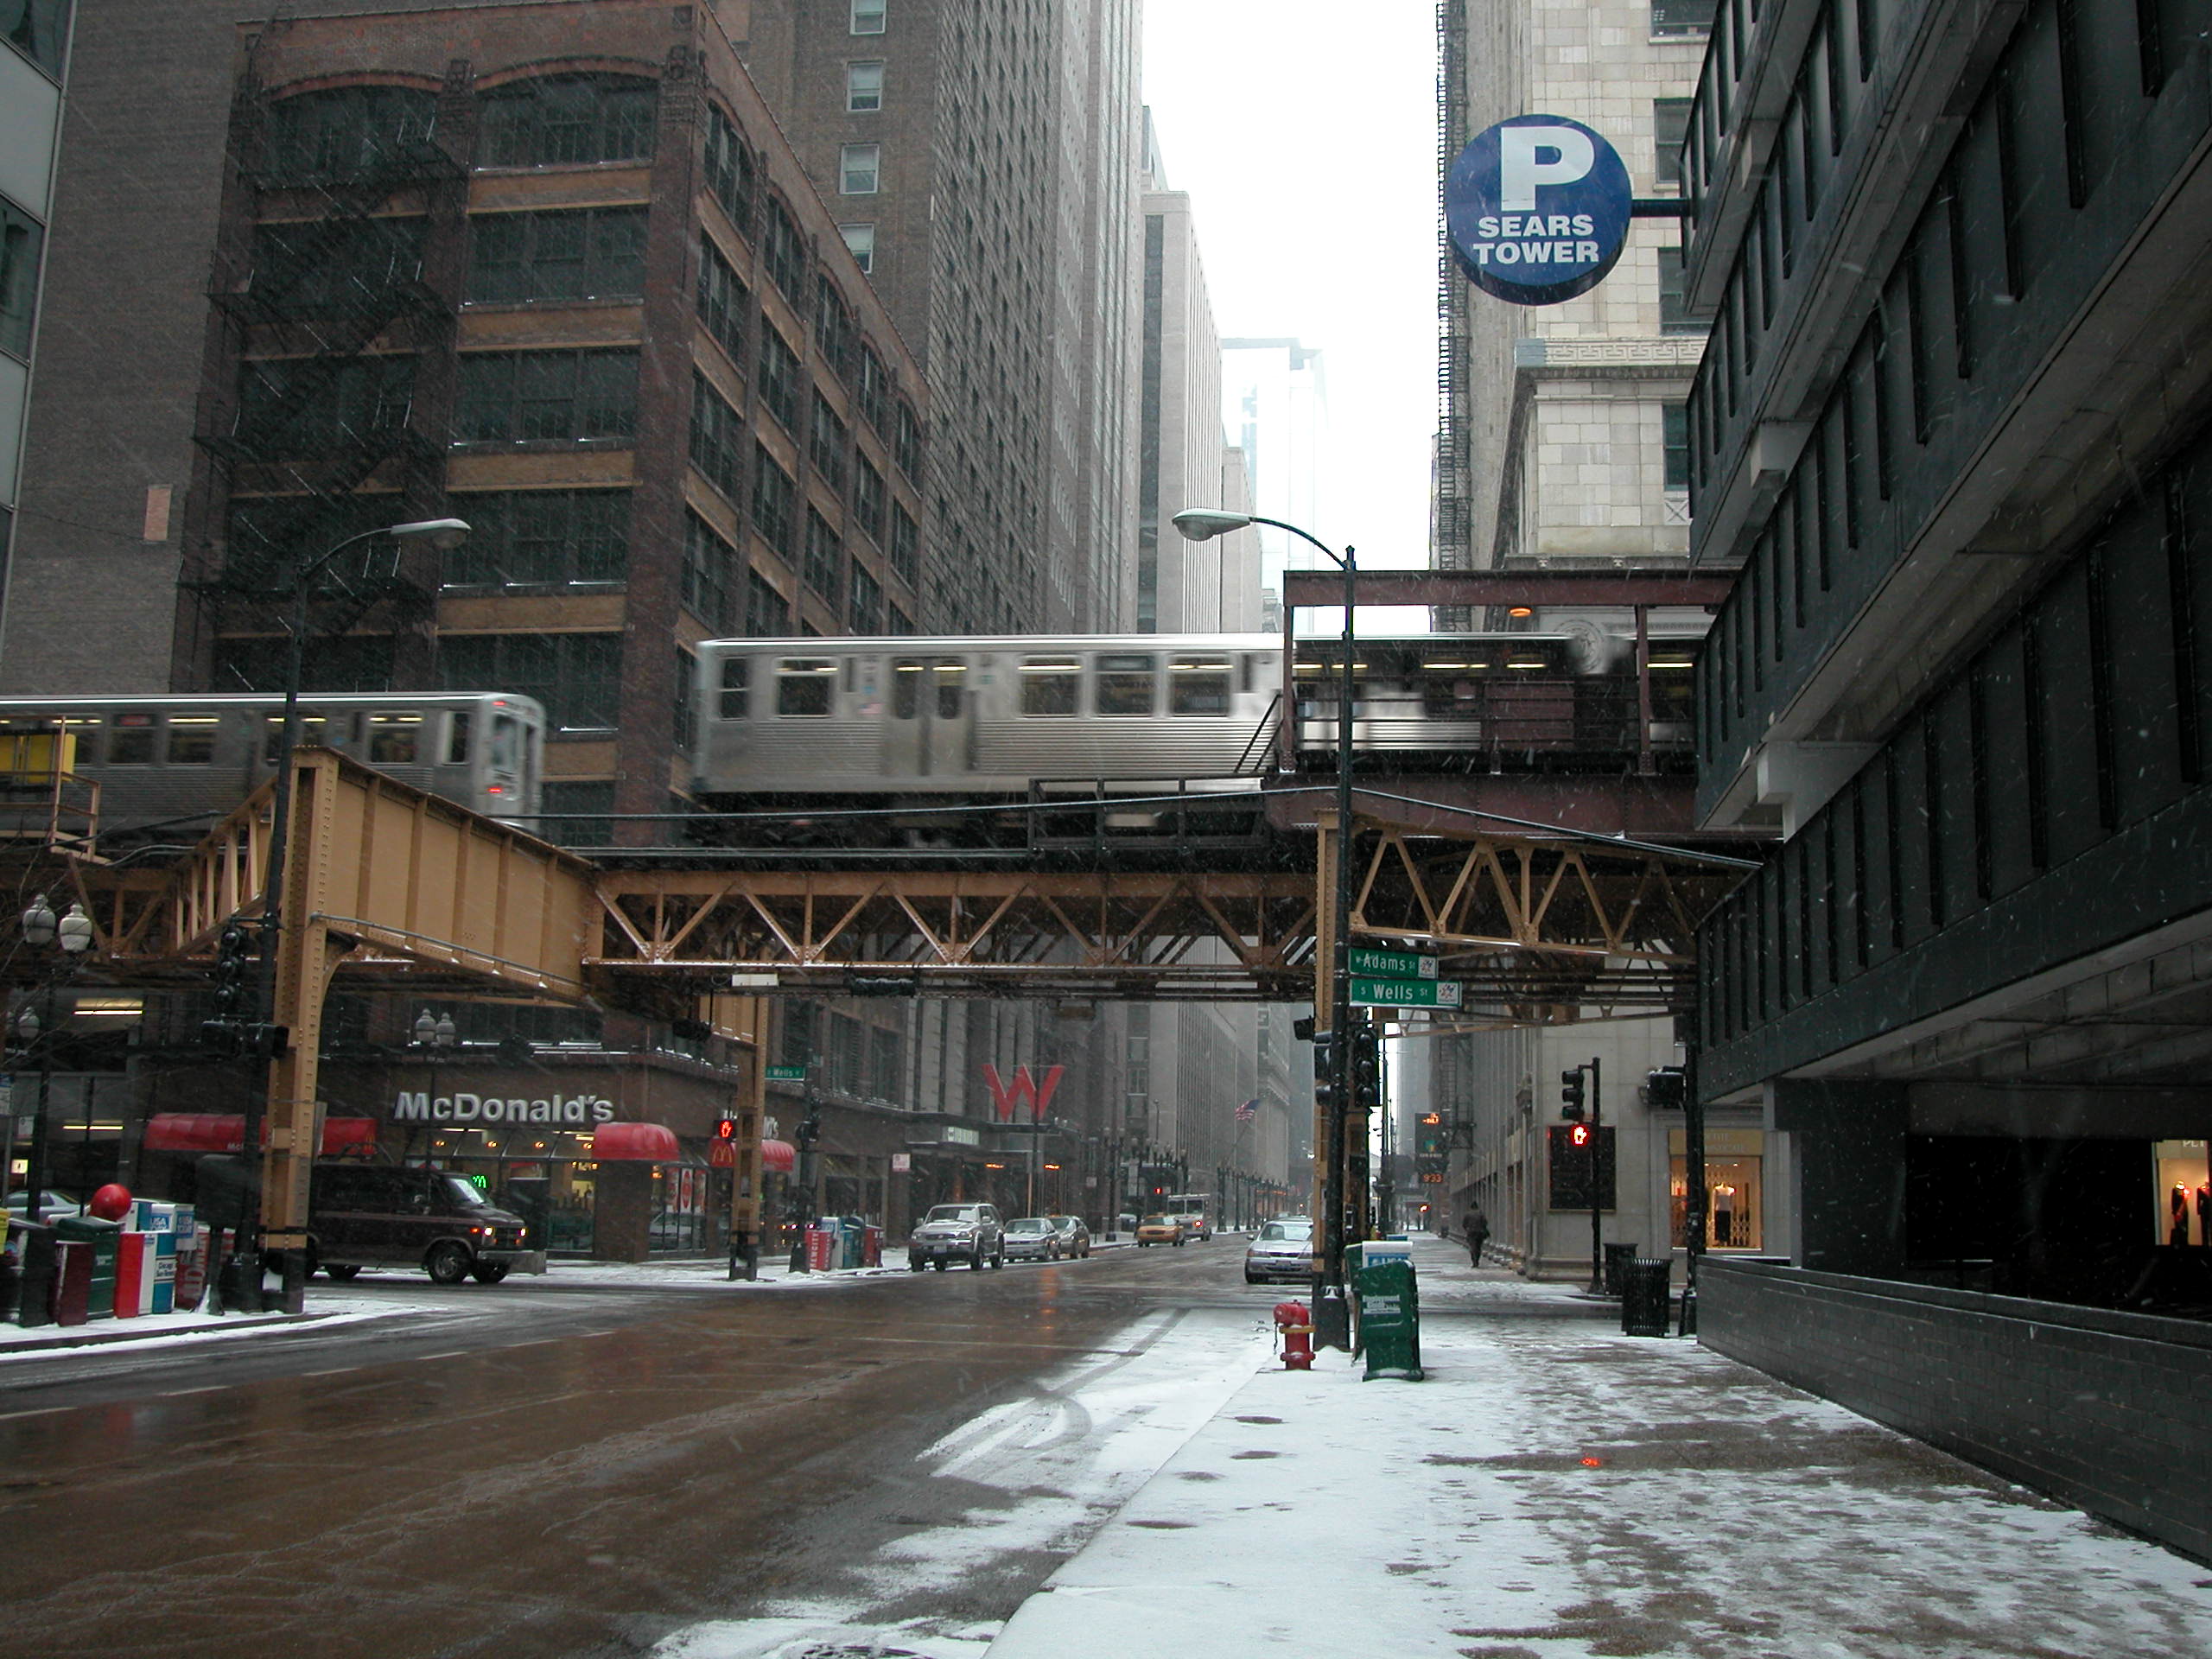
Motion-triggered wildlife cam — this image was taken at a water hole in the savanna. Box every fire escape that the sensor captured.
[187,86,466,692]
[1433,0,1475,632]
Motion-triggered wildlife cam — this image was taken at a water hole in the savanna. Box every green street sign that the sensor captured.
[765,1065,807,1081]
[1351,976,1462,1008]
[1348,947,1437,980]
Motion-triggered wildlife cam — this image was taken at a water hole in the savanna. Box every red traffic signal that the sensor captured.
[1567,1121,1595,1150]
[714,1116,740,1141]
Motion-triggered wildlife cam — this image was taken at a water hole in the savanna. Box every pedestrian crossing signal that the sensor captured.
[715,1116,740,1141]
[1567,1120,1595,1149]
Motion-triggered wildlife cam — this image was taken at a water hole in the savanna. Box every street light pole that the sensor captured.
[1173,507,1357,1348]
[16,895,92,1221]
[234,517,471,1314]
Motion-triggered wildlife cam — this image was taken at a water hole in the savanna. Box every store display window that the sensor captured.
[1669,1128,1764,1250]
[2152,1141,2209,1247]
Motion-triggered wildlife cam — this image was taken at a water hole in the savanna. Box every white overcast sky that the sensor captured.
[1141,1,1440,582]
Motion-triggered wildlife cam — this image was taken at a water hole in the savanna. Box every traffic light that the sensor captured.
[1351,1035,1381,1114]
[1646,1066,1686,1109]
[1314,1073,1339,1116]
[1567,1120,1595,1150]
[200,924,256,1056]
[714,1116,741,1142]
[1560,1066,1586,1121]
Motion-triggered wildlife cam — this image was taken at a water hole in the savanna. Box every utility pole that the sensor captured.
[1586,1056,1604,1294]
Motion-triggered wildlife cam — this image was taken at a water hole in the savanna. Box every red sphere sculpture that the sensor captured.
[89,1183,133,1222]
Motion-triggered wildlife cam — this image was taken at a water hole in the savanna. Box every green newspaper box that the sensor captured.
[1351,1253,1422,1382]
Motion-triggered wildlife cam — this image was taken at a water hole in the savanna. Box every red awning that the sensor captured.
[142,1114,381,1156]
[760,1138,796,1173]
[590,1121,682,1162]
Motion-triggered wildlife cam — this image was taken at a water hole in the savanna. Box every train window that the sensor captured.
[892,659,922,719]
[1240,655,1256,695]
[1168,656,1232,715]
[108,714,157,766]
[933,660,966,719]
[367,714,423,764]
[719,658,750,720]
[489,713,522,773]
[447,709,474,764]
[165,716,219,765]
[263,714,331,763]
[1095,653,1157,716]
[60,717,100,766]
[776,658,837,716]
[1020,658,1080,715]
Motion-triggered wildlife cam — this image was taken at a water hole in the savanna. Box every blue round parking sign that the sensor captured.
[1446,115,1632,306]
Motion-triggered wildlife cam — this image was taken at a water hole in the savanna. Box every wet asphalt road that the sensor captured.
[0,1242,1272,1659]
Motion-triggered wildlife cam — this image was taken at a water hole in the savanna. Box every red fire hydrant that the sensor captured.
[1274,1300,1314,1370]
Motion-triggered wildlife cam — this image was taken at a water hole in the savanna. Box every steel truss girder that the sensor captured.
[587,869,1321,1002]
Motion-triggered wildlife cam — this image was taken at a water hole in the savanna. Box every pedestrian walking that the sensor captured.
[1462,1204,1489,1268]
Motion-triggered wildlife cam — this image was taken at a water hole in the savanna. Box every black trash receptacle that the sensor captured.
[1602,1243,1638,1296]
[1620,1257,1672,1337]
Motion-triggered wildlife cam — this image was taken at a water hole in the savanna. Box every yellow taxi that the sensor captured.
[1135,1213,1186,1248]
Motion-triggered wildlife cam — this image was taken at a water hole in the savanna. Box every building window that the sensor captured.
[849,562,882,633]
[804,508,842,600]
[1649,0,1715,37]
[4,0,71,77]
[1663,404,1691,490]
[251,216,425,316]
[893,401,923,480]
[814,277,857,380]
[850,0,887,35]
[1657,245,1700,334]
[839,223,874,273]
[682,512,739,632]
[752,444,797,553]
[840,143,880,194]
[855,346,891,433]
[439,632,622,730]
[747,569,791,636]
[888,499,918,587]
[758,326,801,433]
[467,207,647,303]
[0,199,45,359]
[702,102,756,232]
[1653,99,1693,190]
[810,393,850,497]
[853,456,887,545]
[262,86,438,184]
[454,349,639,443]
[442,490,629,587]
[696,232,749,366]
[761,198,806,304]
[846,61,885,111]
[477,73,657,168]
[237,353,416,454]
[690,372,746,498]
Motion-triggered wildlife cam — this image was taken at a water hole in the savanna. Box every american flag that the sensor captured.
[1234,1098,1258,1122]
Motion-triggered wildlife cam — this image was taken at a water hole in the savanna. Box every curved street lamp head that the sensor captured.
[20,895,54,948]
[56,903,92,956]
[1171,508,1253,543]
[387,518,473,550]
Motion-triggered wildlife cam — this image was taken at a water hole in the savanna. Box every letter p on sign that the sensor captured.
[1499,124,1595,210]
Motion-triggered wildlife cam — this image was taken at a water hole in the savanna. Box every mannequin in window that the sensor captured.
[2196,1182,2209,1248]
[1712,1183,1737,1248]
[2171,1185,2190,1248]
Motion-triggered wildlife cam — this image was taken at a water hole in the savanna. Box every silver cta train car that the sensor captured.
[692,634,1287,799]
[0,691,546,846]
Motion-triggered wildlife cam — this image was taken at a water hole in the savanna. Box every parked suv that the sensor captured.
[908,1203,1004,1270]
[308,1163,545,1285]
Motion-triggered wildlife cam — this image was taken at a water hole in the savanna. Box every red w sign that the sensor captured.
[982,1064,1065,1122]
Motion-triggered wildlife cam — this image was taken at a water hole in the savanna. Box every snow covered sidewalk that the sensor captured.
[989,1240,2212,1659]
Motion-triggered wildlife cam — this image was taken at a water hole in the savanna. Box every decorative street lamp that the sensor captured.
[237,518,471,1314]
[16,893,94,1222]
[1174,506,1358,1350]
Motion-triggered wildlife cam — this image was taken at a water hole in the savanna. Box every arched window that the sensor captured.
[262,86,439,184]
[477,73,658,168]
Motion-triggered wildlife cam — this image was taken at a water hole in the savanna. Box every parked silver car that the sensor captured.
[1002,1217,1062,1262]
[908,1202,1004,1270]
[1046,1214,1092,1258]
[1243,1217,1314,1284]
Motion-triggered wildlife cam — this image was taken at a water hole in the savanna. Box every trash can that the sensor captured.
[1351,1255,1423,1381]
[1603,1243,1639,1297]
[1620,1257,1673,1337]
[861,1225,883,1268]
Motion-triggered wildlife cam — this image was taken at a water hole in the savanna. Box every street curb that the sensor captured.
[0,1308,331,1356]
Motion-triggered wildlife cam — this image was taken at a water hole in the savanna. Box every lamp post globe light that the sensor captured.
[1173,507,1358,1350]
[15,894,94,1224]
[233,518,471,1314]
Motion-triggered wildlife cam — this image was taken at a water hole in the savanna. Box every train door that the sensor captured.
[887,656,974,777]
